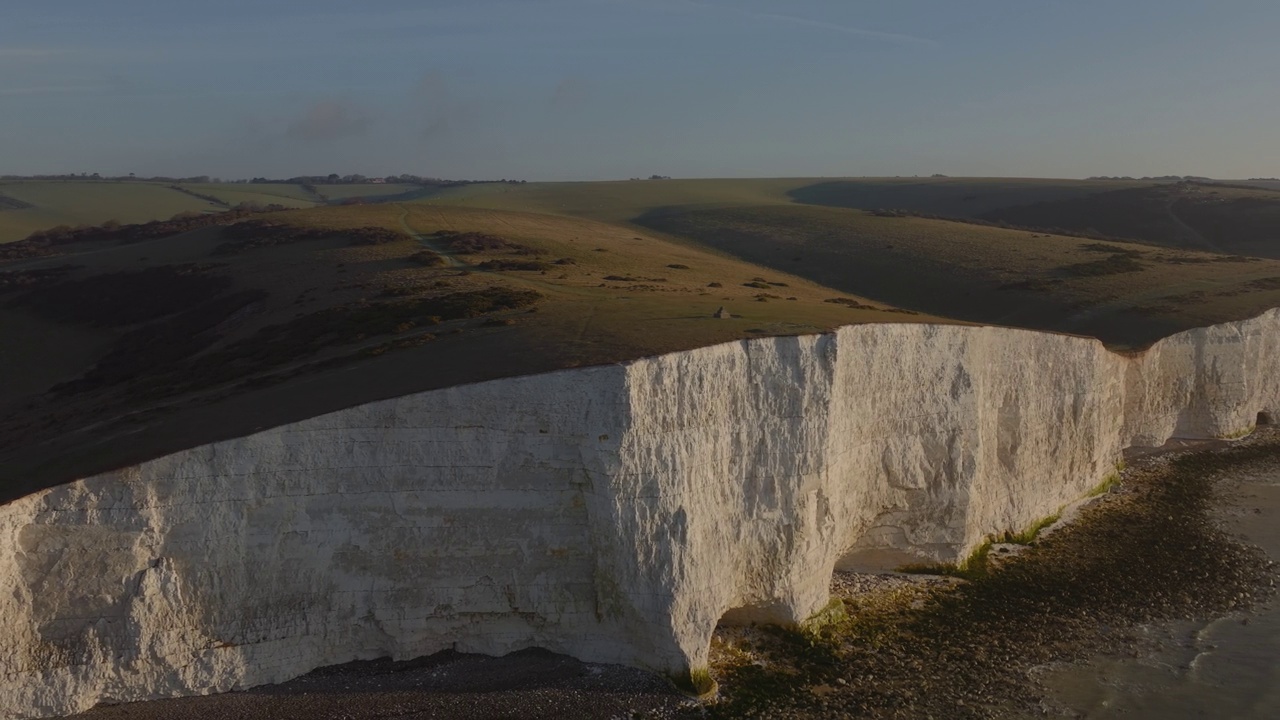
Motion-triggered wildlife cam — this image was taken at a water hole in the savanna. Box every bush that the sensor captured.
[1056,254,1145,277]
[824,297,879,310]
[438,231,529,254]
[410,250,445,266]
[476,259,550,271]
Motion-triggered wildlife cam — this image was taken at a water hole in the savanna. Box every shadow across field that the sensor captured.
[787,178,1133,218]
[790,179,1280,260]
[635,205,1200,346]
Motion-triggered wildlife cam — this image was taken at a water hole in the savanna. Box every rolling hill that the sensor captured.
[786,177,1280,259]
[0,182,224,243]
[0,181,449,244]
[0,200,925,497]
[5,176,1280,497]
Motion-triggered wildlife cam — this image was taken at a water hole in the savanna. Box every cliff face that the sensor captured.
[2,312,1278,718]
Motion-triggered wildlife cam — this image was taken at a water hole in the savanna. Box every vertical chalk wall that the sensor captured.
[1,309,1277,718]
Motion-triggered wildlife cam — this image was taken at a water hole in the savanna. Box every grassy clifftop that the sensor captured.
[0,200,923,496]
[5,176,1280,494]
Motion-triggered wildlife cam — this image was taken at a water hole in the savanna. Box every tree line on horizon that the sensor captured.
[0,172,528,186]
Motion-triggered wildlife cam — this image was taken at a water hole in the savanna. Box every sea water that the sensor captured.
[1040,465,1280,718]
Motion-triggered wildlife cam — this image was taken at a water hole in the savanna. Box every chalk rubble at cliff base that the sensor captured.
[2,311,1279,719]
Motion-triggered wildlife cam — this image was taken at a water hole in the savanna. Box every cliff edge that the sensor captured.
[1,311,1278,718]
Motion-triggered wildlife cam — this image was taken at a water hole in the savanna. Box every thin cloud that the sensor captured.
[413,71,480,142]
[422,102,482,142]
[748,10,935,45]
[416,71,450,100]
[285,99,371,142]
[680,1,934,46]
[0,84,110,96]
[550,77,591,107]
[0,47,71,58]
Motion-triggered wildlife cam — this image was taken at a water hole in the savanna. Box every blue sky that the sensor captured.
[2,0,1278,180]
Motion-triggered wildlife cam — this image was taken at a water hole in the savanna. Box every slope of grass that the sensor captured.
[0,200,936,498]
[318,183,428,201]
[0,182,444,245]
[0,182,223,243]
[6,175,1280,500]
[177,183,320,208]
[635,203,1280,348]
[973,182,1280,258]
[789,177,1153,218]
[420,178,824,224]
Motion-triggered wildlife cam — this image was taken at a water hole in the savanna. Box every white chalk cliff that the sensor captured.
[3,311,1279,718]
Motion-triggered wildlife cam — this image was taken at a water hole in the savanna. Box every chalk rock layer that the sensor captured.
[2,311,1278,718]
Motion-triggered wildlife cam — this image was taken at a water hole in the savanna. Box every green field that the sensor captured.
[317,183,430,201]
[0,181,446,244]
[636,202,1280,347]
[0,182,223,243]
[980,182,1280,257]
[177,182,429,206]
[177,183,321,208]
[417,178,1280,346]
[422,178,820,223]
[175,182,438,206]
[788,177,1152,217]
[423,177,1151,225]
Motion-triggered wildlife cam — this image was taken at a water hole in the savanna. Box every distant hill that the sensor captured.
[0,182,223,243]
[787,178,1280,260]
[636,202,1280,348]
[787,178,1151,218]
[980,182,1280,258]
[0,181,448,244]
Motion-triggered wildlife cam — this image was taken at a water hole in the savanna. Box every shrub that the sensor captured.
[824,297,878,310]
[1056,254,1144,277]
[409,250,445,266]
[477,259,550,271]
